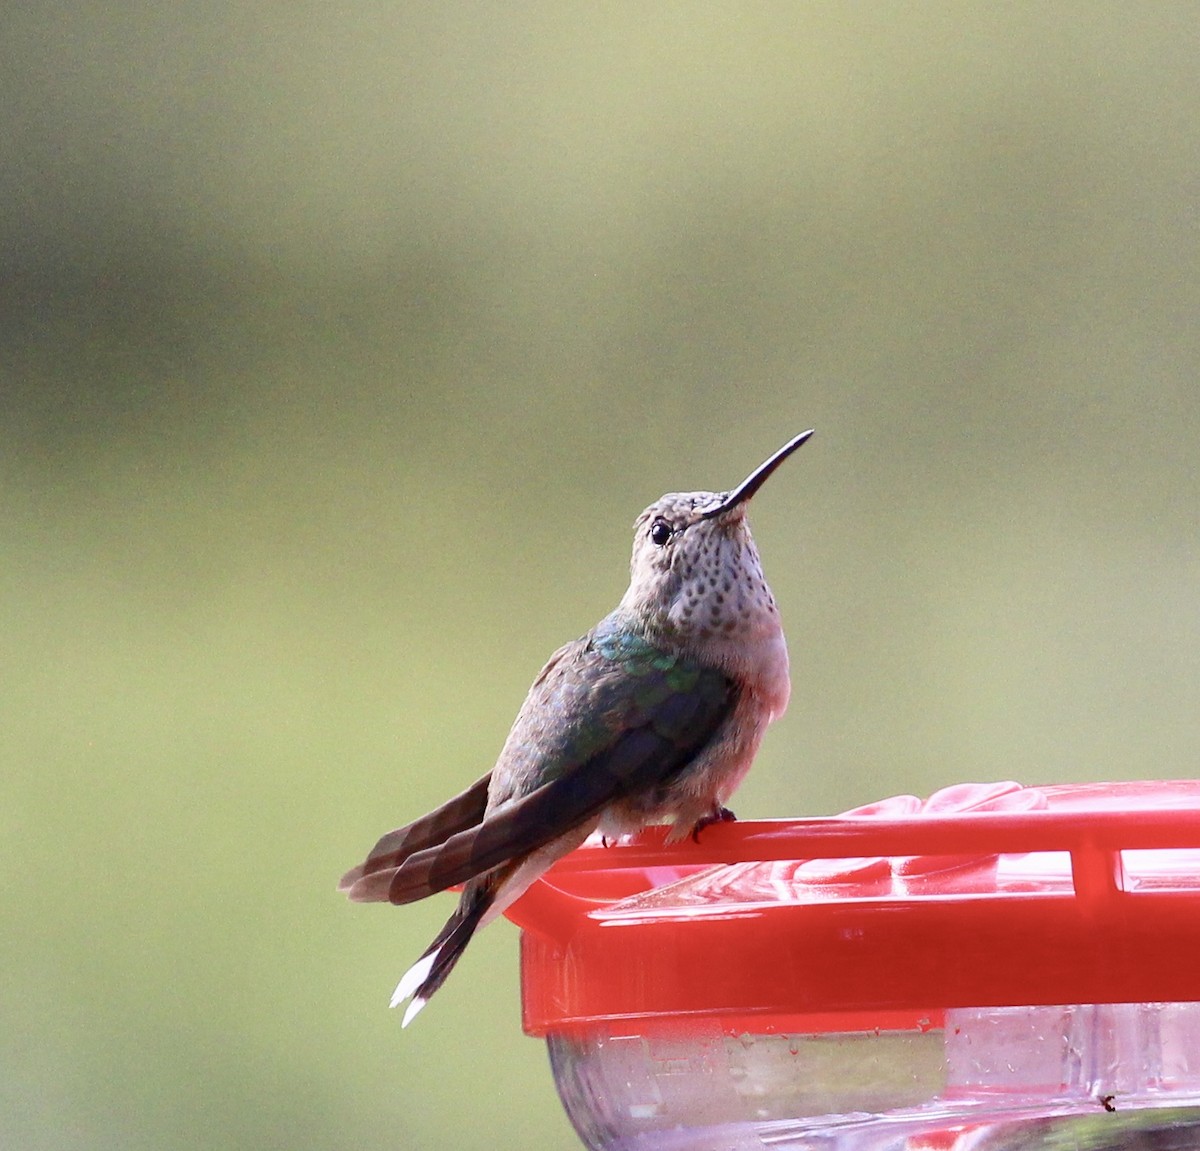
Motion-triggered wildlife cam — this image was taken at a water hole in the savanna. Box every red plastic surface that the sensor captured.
[506,781,1200,1036]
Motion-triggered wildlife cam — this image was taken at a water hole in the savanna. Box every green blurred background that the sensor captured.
[3,5,1198,1149]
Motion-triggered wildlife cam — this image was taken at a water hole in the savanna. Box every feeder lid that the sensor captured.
[507,780,1200,1036]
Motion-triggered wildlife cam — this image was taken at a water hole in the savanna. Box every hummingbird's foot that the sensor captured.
[690,805,737,843]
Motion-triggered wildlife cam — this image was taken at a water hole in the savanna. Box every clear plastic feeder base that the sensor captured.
[548,1004,1200,1151]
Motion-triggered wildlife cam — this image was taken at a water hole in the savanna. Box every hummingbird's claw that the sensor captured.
[690,806,737,843]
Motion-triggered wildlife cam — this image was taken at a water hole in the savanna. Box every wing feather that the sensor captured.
[340,622,736,907]
[338,771,492,896]
[350,646,736,905]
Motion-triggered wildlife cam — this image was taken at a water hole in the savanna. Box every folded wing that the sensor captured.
[339,772,492,895]
[342,627,736,906]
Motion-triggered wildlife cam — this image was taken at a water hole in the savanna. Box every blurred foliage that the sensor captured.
[2,5,1199,1149]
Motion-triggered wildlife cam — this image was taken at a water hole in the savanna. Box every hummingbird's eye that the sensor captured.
[649,518,673,547]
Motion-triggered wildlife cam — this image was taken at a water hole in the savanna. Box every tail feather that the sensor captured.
[390,881,497,1027]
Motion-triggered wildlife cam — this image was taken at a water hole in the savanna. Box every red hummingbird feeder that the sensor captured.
[506,780,1200,1150]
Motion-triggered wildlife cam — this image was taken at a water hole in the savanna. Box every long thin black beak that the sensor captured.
[697,429,814,520]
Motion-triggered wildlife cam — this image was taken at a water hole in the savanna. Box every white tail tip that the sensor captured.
[390,950,437,1010]
[401,996,429,1028]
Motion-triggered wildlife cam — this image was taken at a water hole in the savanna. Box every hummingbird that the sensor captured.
[339,429,813,1025]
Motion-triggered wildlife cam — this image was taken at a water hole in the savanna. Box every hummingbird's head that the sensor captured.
[618,431,813,646]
